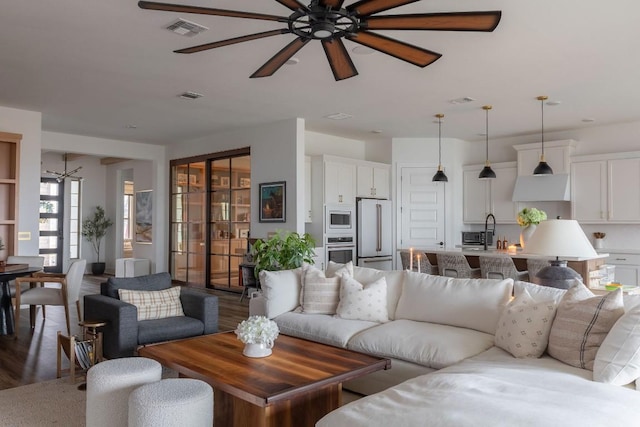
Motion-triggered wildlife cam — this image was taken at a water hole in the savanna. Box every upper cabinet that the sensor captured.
[356,163,390,199]
[513,140,576,175]
[572,155,640,223]
[324,160,356,205]
[463,162,518,224]
[0,132,21,256]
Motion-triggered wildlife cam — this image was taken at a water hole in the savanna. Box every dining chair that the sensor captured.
[14,259,86,337]
[6,255,45,300]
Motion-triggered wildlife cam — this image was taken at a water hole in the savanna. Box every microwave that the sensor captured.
[325,205,355,235]
[461,231,493,246]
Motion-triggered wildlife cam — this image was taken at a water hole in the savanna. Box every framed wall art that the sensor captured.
[135,190,153,243]
[259,181,286,223]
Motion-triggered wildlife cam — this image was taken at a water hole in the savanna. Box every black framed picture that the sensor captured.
[259,181,286,223]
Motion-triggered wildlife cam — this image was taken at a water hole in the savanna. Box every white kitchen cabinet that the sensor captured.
[606,252,640,286]
[324,160,355,205]
[572,156,640,223]
[513,140,576,175]
[305,157,312,222]
[357,164,390,199]
[462,162,518,224]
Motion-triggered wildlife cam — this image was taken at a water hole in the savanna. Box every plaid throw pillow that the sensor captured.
[118,287,185,321]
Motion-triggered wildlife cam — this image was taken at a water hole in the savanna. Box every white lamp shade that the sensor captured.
[524,219,597,258]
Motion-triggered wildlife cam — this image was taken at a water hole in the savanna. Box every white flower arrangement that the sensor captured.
[235,315,279,346]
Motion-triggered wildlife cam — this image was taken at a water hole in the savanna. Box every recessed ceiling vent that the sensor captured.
[324,112,353,120]
[179,91,203,100]
[166,18,208,37]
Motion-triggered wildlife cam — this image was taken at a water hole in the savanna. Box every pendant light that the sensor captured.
[478,105,496,179]
[432,113,448,182]
[533,95,553,175]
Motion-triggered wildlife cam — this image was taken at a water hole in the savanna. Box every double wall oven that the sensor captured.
[325,205,356,265]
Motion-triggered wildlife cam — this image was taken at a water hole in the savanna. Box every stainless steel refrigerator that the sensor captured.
[357,198,393,270]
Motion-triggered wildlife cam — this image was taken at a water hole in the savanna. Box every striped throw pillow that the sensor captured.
[548,283,624,370]
[118,287,185,321]
[301,265,341,314]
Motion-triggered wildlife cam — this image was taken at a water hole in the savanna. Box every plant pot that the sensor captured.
[242,342,273,358]
[91,262,106,275]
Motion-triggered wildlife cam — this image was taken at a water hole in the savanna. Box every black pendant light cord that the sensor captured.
[485,108,489,160]
[438,115,442,166]
[540,97,545,159]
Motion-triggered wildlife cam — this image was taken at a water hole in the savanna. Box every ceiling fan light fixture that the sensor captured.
[533,95,553,175]
[479,105,496,180]
[312,21,335,39]
[432,113,448,183]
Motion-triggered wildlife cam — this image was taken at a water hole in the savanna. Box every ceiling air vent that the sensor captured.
[324,112,353,120]
[179,91,203,100]
[166,18,208,37]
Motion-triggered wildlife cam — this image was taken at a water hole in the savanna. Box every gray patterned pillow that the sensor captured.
[548,283,624,370]
[336,275,388,323]
[495,289,557,358]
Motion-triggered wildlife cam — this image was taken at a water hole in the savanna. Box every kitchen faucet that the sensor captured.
[484,213,496,251]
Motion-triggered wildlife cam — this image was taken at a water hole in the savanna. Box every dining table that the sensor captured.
[0,266,42,335]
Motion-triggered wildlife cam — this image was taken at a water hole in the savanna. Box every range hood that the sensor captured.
[512,174,570,202]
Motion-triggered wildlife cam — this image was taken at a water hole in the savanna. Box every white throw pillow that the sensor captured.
[495,289,557,358]
[336,275,389,323]
[548,283,624,370]
[259,267,303,319]
[300,265,341,314]
[118,287,184,321]
[514,280,566,305]
[594,303,640,385]
[325,260,354,278]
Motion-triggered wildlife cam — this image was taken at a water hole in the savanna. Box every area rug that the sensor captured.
[0,377,85,426]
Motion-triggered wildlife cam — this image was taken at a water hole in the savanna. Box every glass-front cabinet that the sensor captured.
[170,149,250,291]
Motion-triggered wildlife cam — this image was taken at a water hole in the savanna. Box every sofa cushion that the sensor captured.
[594,302,640,385]
[514,280,566,305]
[325,260,354,278]
[274,312,378,348]
[138,316,204,345]
[347,319,495,369]
[259,267,303,319]
[395,273,513,335]
[495,289,557,358]
[548,283,624,370]
[336,275,389,323]
[353,267,404,320]
[103,272,172,298]
[300,265,341,314]
[118,287,185,321]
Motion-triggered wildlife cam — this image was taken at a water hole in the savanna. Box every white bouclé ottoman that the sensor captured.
[128,378,214,427]
[86,357,162,427]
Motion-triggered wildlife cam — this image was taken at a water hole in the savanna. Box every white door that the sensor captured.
[399,167,446,249]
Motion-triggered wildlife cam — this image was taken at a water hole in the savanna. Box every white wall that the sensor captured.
[0,106,42,256]
[170,118,305,239]
[305,131,366,159]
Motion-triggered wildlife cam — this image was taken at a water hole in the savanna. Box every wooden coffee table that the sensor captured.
[138,332,390,427]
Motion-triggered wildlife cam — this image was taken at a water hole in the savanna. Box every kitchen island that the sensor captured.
[416,248,609,285]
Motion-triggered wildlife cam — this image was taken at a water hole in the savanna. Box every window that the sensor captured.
[123,181,134,257]
[69,179,81,259]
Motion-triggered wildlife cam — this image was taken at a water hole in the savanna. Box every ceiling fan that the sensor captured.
[138,0,501,81]
[45,154,83,182]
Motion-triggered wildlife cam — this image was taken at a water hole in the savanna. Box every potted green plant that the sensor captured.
[82,206,113,275]
[516,207,547,249]
[252,230,316,277]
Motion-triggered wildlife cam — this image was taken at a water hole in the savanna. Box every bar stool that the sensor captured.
[400,251,439,275]
[480,255,529,281]
[436,253,481,278]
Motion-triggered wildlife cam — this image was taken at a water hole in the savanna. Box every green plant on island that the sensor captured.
[81,206,113,263]
[252,230,316,277]
[516,207,547,227]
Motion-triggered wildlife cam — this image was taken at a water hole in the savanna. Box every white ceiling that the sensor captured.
[1,0,640,146]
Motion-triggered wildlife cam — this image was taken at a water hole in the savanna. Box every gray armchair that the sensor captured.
[84,273,218,359]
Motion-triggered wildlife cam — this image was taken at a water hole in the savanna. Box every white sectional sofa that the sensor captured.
[249,263,640,426]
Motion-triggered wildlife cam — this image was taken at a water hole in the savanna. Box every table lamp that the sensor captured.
[523,219,597,289]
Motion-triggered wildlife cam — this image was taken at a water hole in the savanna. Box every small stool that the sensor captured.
[86,357,162,427]
[128,378,214,427]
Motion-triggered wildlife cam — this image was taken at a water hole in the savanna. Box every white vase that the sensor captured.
[243,342,273,358]
[520,224,537,249]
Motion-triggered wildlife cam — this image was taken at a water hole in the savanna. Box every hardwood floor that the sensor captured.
[0,275,249,390]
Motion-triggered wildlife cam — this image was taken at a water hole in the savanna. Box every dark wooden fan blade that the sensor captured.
[251,37,310,78]
[138,1,287,22]
[346,31,441,67]
[318,0,346,8]
[274,0,308,12]
[347,0,420,16]
[175,29,290,54]
[363,11,502,32]
[322,38,358,81]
